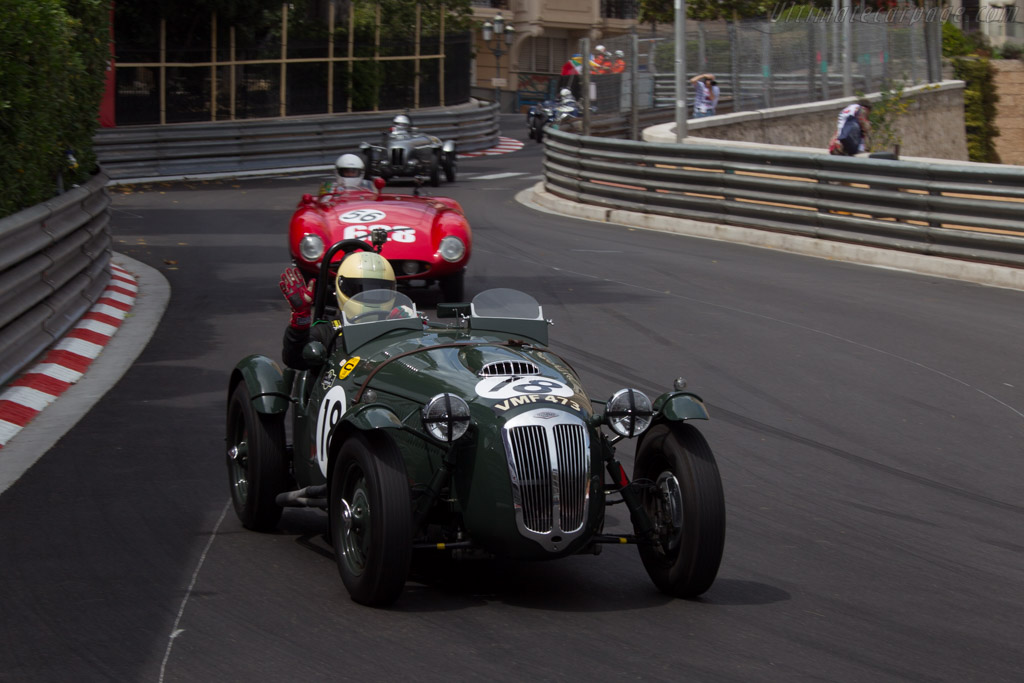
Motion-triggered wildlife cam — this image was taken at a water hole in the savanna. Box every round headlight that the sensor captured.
[422,393,471,442]
[606,388,653,438]
[299,234,325,261]
[438,236,465,263]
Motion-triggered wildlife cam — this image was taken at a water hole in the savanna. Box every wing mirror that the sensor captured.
[302,341,328,367]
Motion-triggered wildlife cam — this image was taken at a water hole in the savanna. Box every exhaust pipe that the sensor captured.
[275,485,327,509]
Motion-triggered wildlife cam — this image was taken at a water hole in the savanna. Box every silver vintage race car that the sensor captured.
[360,114,457,187]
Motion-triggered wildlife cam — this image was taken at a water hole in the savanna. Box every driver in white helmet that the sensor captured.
[279,251,399,369]
[321,153,377,195]
[391,114,412,135]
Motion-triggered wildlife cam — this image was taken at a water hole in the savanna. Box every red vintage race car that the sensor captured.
[288,178,470,301]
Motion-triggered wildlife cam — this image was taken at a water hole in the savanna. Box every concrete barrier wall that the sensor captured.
[645,81,968,161]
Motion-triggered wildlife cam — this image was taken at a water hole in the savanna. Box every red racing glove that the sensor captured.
[279,267,315,330]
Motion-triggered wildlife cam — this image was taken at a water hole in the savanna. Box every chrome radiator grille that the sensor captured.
[502,410,591,552]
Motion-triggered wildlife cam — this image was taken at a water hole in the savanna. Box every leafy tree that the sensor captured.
[0,0,109,216]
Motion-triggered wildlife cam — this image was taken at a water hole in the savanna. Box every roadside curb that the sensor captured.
[458,136,524,157]
[518,182,1024,293]
[0,253,170,493]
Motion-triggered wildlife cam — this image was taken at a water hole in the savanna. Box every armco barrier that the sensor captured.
[95,101,500,179]
[0,171,112,387]
[541,129,1024,270]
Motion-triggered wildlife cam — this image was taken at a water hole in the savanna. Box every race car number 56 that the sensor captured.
[342,224,415,243]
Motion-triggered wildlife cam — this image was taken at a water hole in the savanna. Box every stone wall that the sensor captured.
[645,81,968,161]
[992,60,1024,166]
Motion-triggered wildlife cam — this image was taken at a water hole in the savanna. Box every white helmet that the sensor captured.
[615,50,624,58]
[560,88,573,99]
[392,114,411,131]
[335,153,365,188]
[596,45,606,53]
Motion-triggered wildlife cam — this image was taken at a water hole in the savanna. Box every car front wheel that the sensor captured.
[225,382,288,531]
[330,431,412,606]
[633,422,725,598]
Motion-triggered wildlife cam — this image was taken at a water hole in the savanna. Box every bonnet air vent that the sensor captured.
[479,360,539,377]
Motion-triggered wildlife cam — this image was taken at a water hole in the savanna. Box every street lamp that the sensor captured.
[481,13,515,111]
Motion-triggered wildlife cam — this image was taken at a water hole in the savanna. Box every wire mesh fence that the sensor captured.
[573,16,934,122]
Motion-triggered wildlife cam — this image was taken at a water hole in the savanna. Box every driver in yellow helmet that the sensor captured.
[279,250,397,370]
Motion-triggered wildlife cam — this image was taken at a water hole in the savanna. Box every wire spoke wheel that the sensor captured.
[330,431,412,606]
[225,383,287,531]
[634,423,725,598]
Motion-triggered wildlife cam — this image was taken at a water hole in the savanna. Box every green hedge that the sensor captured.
[952,57,1000,163]
[0,0,109,217]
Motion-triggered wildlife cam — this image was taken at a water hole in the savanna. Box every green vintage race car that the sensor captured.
[226,236,725,606]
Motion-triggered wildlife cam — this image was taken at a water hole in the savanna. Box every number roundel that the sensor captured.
[315,386,347,476]
[474,376,574,400]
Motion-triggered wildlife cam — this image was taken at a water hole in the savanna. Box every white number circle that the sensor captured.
[474,376,573,400]
[315,386,347,476]
[339,208,386,223]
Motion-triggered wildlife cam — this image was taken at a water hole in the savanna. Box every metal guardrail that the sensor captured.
[0,171,112,388]
[542,129,1024,269]
[94,101,500,179]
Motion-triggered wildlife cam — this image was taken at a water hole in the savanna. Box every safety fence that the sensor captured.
[541,129,1024,269]
[95,101,500,179]
[0,172,112,388]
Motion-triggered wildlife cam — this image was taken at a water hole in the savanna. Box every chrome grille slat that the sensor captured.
[479,360,540,377]
[502,410,591,552]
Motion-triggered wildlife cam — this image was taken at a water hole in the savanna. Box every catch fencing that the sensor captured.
[562,15,935,138]
[541,128,1024,269]
[0,173,112,388]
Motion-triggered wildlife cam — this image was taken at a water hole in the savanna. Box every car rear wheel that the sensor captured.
[225,382,288,531]
[444,152,457,183]
[429,153,441,187]
[330,431,412,606]
[633,422,725,598]
[439,270,465,302]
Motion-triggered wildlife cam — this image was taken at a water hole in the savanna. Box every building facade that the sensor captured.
[470,1,641,111]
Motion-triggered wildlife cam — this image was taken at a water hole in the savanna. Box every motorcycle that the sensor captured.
[526,97,586,143]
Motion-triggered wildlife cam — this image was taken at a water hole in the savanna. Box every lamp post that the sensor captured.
[481,13,515,111]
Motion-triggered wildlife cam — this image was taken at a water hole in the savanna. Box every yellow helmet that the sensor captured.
[335,251,397,314]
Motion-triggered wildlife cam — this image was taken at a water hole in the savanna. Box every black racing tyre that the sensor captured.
[429,154,441,187]
[438,270,465,302]
[330,431,413,606]
[634,422,725,598]
[533,124,544,142]
[444,153,457,183]
[225,382,289,531]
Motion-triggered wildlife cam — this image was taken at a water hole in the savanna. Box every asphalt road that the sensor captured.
[1,121,1023,682]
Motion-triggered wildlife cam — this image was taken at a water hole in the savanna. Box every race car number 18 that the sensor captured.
[474,376,574,400]
[315,386,347,476]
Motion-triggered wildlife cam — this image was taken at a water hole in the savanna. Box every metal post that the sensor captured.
[630,32,639,140]
[327,2,334,113]
[674,0,687,142]
[211,14,217,121]
[582,38,591,135]
[280,3,288,118]
[842,0,853,97]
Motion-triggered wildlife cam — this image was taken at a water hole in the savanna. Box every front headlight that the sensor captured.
[438,236,466,263]
[605,388,653,438]
[422,393,471,442]
[299,234,325,261]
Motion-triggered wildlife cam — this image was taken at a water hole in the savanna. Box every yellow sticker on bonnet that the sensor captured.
[338,356,360,379]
